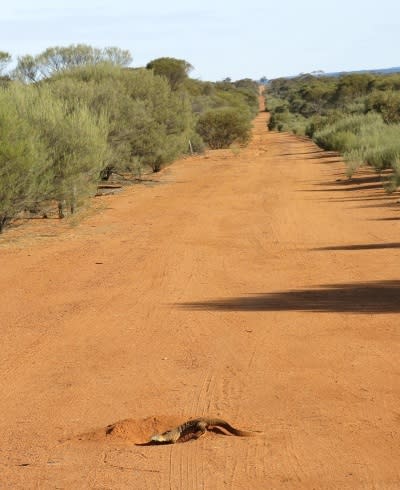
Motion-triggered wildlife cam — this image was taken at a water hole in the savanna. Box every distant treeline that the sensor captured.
[0,45,259,232]
[266,72,400,190]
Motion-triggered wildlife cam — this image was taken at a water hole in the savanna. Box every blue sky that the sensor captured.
[1,0,400,80]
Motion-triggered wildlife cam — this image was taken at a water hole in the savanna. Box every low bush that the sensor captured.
[314,113,400,180]
[266,72,400,190]
[196,108,252,149]
[268,109,307,135]
[48,64,194,175]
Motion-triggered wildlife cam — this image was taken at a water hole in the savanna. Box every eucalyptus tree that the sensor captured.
[14,44,132,82]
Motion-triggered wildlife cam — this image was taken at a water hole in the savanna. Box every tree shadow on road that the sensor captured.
[179,281,400,314]
[315,175,382,187]
[305,183,385,192]
[312,242,400,251]
[370,216,400,221]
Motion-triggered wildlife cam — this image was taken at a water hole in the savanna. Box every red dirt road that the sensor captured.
[1,98,399,489]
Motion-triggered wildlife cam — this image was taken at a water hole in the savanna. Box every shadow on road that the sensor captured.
[370,217,400,221]
[179,281,400,314]
[315,175,382,187]
[313,242,400,251]
[306,183,385,192]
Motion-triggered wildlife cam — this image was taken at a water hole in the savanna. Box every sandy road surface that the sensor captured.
[1,96,399,489]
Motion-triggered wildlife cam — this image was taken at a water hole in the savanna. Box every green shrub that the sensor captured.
[25,86,109,216]
[313,112,400,177]
[268,109,307,135]
[14,44,132,82]
[366,90,400,124]
[0,48,261,232]
[0,86,49,230]
[343,149,365,178]
[266,72,400,191]
[196,108,252,149]
[313,113,382,150]
[265,95,286,113]
[314,129,358,152]
[188,132,206,154]
[48,64,194,174]
[364,143,400,172]
[146,57,192,91]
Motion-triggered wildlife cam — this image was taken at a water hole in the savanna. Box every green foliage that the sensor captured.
[267,95,307,135]
[365,91,400,123]
[188,132,206,153]
[265,94,288,114]
[146,57,193,91]
[27,86,109,214]
[267,72,400,189]
[189,77,258,118]
[0,46,259,231]
[0,86,49,230]
[313,113,400,179]
[333,74,375,103]
[13,55,39,83]
[182,75,258,151]
[343,149,365,178]
[313,113,382,150]
[14,44,132,82]
[233,78,259,91]
[0,82,109,228]
[183,78,215,97]
[196,108,252,149]
[389,159,400,191]
[48,64,194,174]
[231,79,259,113]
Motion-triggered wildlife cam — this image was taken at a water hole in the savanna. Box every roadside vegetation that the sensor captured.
[266,73,400,190]
[0,45,258,232]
